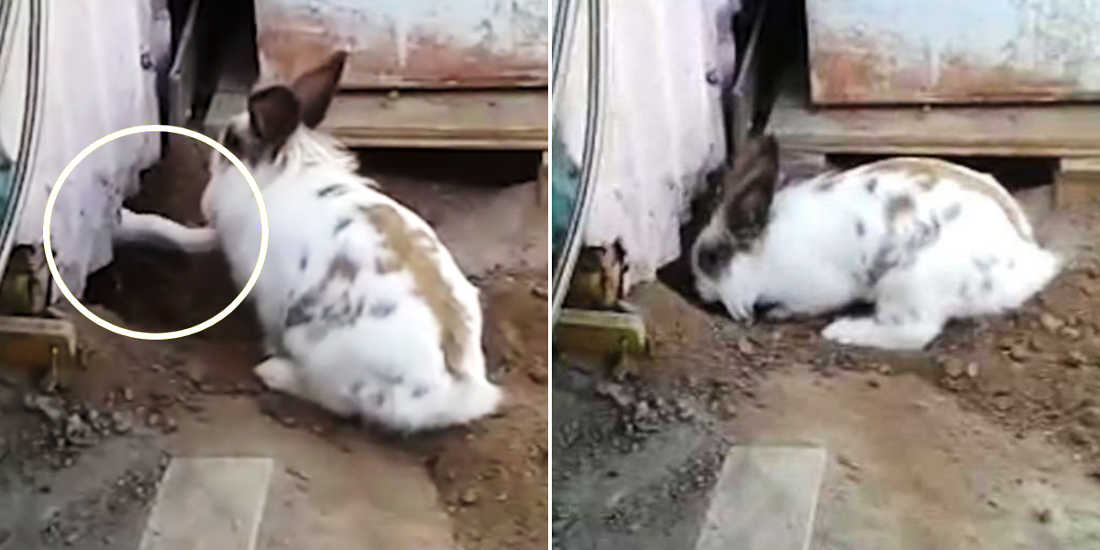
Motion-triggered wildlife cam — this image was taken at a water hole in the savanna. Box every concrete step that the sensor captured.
[694,445,828,550]
[139,457,274,550]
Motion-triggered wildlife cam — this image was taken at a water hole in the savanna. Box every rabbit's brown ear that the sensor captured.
[248,86,301,147]
[725,134,779,230]
[292,51,348,128]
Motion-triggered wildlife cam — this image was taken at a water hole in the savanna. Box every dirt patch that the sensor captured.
[552,186,1100,549]
[414,275,549,550]
[0,141,547,549]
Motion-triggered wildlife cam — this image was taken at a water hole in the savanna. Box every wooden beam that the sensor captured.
[770,69,1100,158]
[322,89,548,151]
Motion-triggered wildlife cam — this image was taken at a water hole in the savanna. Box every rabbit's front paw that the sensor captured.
[254,357,301,393]
[721,297,755,324]
[822,316,940,350]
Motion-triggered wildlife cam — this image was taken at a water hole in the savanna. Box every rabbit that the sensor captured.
[117,52,502,432]
[691,135,1061,351]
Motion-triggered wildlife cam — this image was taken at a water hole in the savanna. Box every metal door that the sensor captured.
[806,0,1100,104]
[255,0,548,89]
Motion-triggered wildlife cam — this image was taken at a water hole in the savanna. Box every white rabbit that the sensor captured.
[691,135,1061,351]
[116,52,502,432]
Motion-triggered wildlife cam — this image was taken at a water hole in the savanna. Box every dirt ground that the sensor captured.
[553,182,1100,549]
[0,137,547,549]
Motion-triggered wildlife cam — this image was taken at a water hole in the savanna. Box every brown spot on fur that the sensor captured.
[284,252,361,331]
[375,257,400,274]
[363,204,469,379]
[862,158,1031,241]
[327,253,360,281]
[815,175,840,192]
[885,194,916,228]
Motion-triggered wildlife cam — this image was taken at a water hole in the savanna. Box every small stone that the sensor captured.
[162,416,177,433]
[966,362,980,378]
[146,412,162,429]
[1079,408,1100,428]
[286,467,310,483]
[1040,313,1064,332]
[122,387,134,402]
[1065,351,1088,367]
[111,411,132,434]
[737,336,755,355]
[877,364,893,376]
[943,359,965,378]
[460,488,479,506]
[867,378,880,388]
[528,366,548,385]
[1067,428,1090,446]
[993,394,1014,411]
[837,454,861,471]
[1061,327,1082,340]
[1008,345,1029,362]
[1036,508,1052,523]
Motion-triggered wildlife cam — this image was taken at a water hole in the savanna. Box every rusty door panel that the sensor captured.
[255,0,548,90]
[805,0,1100,105]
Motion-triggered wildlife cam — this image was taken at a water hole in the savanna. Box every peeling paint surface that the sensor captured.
[806,0,1100,104]
[255,0,548,89]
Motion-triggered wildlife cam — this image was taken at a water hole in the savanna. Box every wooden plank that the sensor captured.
[139,457,274,550]
[204,89,547,151]
[1060,157,1100,175]
[695,446,827,550]
[321,89,547,150]
[254,0,548,90]
[1055,158,1100,208]
[769,69,1100,158]
[554,308,646,356]
[165,0,199,126]
[805,0,1100,105]
[729,0,768,154]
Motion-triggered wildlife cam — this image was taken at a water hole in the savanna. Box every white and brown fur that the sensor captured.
[114,52,501,431]
[692,135,1061,350]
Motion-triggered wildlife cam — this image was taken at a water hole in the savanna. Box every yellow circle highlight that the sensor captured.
[42,124,268,340]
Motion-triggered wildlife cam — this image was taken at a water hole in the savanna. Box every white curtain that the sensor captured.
[13,0,170,299]
[556,0,739,291]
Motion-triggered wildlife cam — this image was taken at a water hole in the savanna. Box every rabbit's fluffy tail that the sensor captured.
[364,375,503,433]
[997,244,1061,311]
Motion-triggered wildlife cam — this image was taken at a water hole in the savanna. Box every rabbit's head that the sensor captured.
[202,51,348,221]
[691,134,780,302]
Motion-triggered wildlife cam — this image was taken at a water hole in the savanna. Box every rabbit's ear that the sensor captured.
[248,86,301,147]
[292,51,348,128]
[725,134,779,229]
